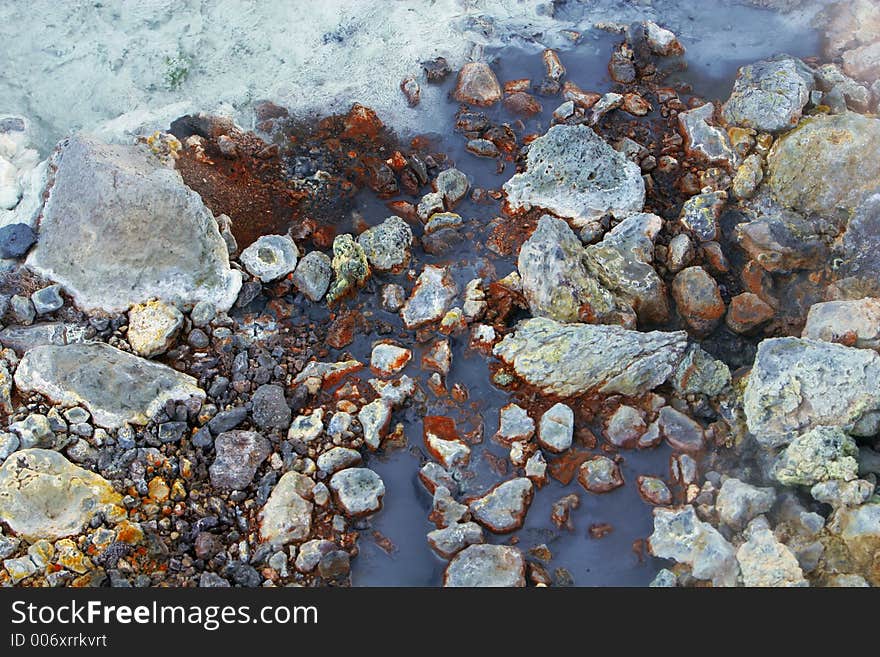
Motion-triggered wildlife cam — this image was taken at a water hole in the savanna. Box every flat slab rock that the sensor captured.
[13,342,205,430]
[468,477,533,533]
[493,317,689,397]
[743,336,880,447]
[27,134,241,313]
[443,544,525,587]
[503,124,645,227]
[0,448,121,541]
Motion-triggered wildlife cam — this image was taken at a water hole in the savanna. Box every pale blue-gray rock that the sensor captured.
[30,285,63,315]
[722,56,814,132]
[443,544,525,587]
[291,251,332,302]
[239,234,298,282]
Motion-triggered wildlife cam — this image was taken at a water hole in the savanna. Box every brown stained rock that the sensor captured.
[622,93,652,116]
[400,75,421,107]
[503,91,543,116]
[577,456,624,494]
[637,476,673,505]
[562,81,600,109]
[671,266,725,334]
[726,292,775,334]
[468,477,534,533]
[453,62,502,107]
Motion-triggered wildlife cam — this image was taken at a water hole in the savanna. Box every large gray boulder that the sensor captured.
[517,215,622,324]
[0,448,121,541]
[743,337,880,447]
[503,124,645,227]
[767,112,880,219]
[27,134,241,313]
[493,317,689,397]
[13,342,205,430]
[721,56,814,133]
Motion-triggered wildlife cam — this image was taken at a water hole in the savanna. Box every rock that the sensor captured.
[643,21,684,56]
[657,406,705,452]
[358,399,391,450]
[843,42,880,82]
[743,337,880,446]
[326,234,370,305]
[10,414,54,449]
[427,522,484,559]
[356,216,412,272]
[838,192,880,287]
[649,569,678,587]
[678,103,737,166]
[0,433,19,462]
[240,234,298,282]
[737,524,807,587]
[494,403,535,444]
[811,478,873,508]
[370,342,412,377]
[649,505,739,587]
[669,344,731,397]
[329,468,385,517]
[773,426,859,486]
[13,342,204,430]
[419,462,459,497]
[503,124,645,227]
[207,406,247,434]
[0,448,121,541]
[679,191,726,242]
[0,223,36,259]
[726,292,775,333]
[468,478,533,533]
[835,502,880,584]
[381,283,406,312]
[429,485,469,528]
[605,404,646,448]
[722,56,814,132]
[767,112,880,219]
[637,476,672,506]
[815,64,871,112]
[400,265,458,329]
[494,317,688,398]
[517,215,621,324]
[716,478,776,530]
[292,251,332,302]
[538,403,574,453]
[317,447,361,474]
[672,266,725,334]
[250,384,291,431]
[667,234,694,274]
[127,299,183,358]
[425,431,470,470]
[10,295,33,325]
[525,451,548,486]
[295,539,335,573]
[577,456,624,493]
[27,134,241,313]
[733,206,826,273]
[443,544,525,587]
[453,62,502,106]
[259,471,314,546]
[732,153,764,200]
[318,550,350,580]
[802,298,880,350]
[209,431,271,490]
[434,168,469,209]
[422,339,452,376]
[30,285,63,315]
[584,212,670,324]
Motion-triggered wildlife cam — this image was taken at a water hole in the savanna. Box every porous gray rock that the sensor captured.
[721,56,814,132]
[240,234,298,282]
[773,426,859,486]
[13,342,204,430]
[329,468,385,517]
[468,478,533,533]
[736,524,808,587]
[250,384,291,431]
[503,124,645,227]
[743,337,880,446]
[26,134,241,313]
[493,317,689,397]
[357,216,413,272]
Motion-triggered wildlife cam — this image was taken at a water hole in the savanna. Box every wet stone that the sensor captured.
[672,266,725,335]
[295,539,335,573]
[465,139,499,158]
[443,544,525,587]
[329,468,385,517]
[370,342,412,377]
[495,403,535,444]
[677,103,737,167]
[538,402,573,453]
[427,522,484,559]
[637,476,672,506]
[317,447,361,475]
[381,284,406,312]
[577,456,624,494]
[453,62,502,107]
[400,265,458,329]
[605,404,646,448]
[326,234,370,306]
[726,292,775,334]
[679,191,726,242]
[358,399,391,450]
[657,406,705,453]
[419,462,459,497]
[240,234,298,282]
[434,167,469,209]
[429,485,469,528]
[468,478,533,533]
[209,431,271,490]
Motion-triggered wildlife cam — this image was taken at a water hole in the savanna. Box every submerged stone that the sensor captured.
[13,342,204,430]
[27,134,241,313]
[503,124,645,227]
[453,62,502,107]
